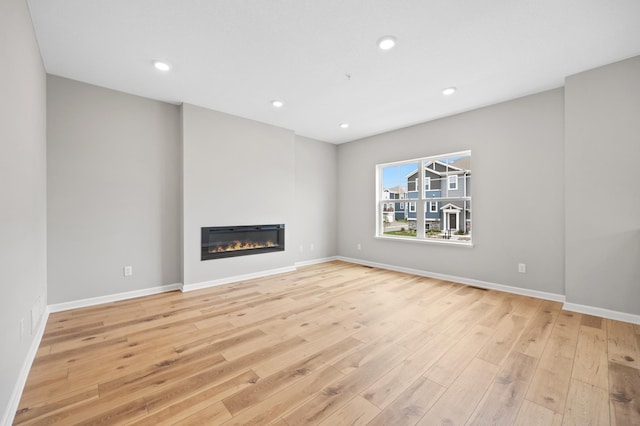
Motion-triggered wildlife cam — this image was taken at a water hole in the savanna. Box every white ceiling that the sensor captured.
[27,0,640,144]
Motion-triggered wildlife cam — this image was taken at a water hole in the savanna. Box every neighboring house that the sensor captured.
[381,186,408,222]
[388,186,408,221]
[381,189,395,223]
[406,159,471,233]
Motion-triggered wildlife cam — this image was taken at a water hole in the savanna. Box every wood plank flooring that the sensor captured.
[14,261,640,425]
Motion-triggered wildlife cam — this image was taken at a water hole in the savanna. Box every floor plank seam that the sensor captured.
[13,262,640,425]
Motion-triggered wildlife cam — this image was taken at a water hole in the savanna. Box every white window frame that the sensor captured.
[376,150,471,247]
[448,175,458,190]
[399,202,405,209]
[430,201,438,213]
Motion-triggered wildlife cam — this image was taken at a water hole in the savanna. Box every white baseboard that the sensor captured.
[47,283,182,313]
[337,256,640,324]
[563,302,640,325]
[182,266,297,292]
[336,256,566,303]
[6,258,638,426]
[2,307,49,426]
[294,256,338,268]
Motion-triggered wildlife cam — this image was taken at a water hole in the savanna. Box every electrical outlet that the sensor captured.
[299,245,304,253]
[357,243,362,251]
[123,266,133,276]
[518,263,527,273]
[310,243,314,251]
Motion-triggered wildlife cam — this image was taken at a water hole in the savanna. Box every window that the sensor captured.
[377,150,471,245]
[448,175,458,190]
[408,177,418,192]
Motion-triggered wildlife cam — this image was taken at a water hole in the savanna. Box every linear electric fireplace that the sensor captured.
[201,224,285,260]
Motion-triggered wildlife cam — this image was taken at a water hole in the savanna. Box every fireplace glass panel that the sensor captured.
[201,224,284,260]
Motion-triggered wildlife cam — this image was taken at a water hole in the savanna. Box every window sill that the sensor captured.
[375,234,473,248]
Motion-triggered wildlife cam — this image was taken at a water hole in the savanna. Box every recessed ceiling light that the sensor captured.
[153,60,171,71]
[271,100,284,108]
[442,87,457,96]
[377,35,397,50]
[340,123,350,129]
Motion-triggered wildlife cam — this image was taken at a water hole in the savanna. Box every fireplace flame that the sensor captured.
[210,240,278,253]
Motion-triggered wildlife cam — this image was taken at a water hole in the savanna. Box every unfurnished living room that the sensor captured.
[2,0,640,425]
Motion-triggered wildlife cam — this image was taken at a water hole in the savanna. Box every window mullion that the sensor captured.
[416,159,426,239]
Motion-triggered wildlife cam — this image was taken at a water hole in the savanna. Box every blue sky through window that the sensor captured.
[382,163,418,190]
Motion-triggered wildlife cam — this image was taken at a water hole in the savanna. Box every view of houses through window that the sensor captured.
[377,150,472,244]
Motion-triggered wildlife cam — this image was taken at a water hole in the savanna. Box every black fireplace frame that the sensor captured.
[201,224,285,261]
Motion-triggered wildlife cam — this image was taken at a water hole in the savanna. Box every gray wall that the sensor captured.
[0,0,47,420]
[181,104,296,285]
[337,89,566,295]
[47,76,181,304]
[565,56,640,315]
[294,135,338,262]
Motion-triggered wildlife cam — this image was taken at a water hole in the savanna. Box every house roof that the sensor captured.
[405,159,469,180]
[386,186,408,194]
[440,203,463,211]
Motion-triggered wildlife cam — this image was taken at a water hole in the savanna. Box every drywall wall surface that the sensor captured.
[565,56,640,315]
[47,76,181,303]
[337,89,565,295]
[181,103,295,285]
[294,135,338,262]
[0,0,47,421]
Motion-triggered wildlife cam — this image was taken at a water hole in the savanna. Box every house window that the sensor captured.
[448,175,458,190]
[376,150,471,245]
[407,176,418,192]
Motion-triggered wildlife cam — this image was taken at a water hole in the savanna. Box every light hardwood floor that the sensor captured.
[14,261,640,425]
